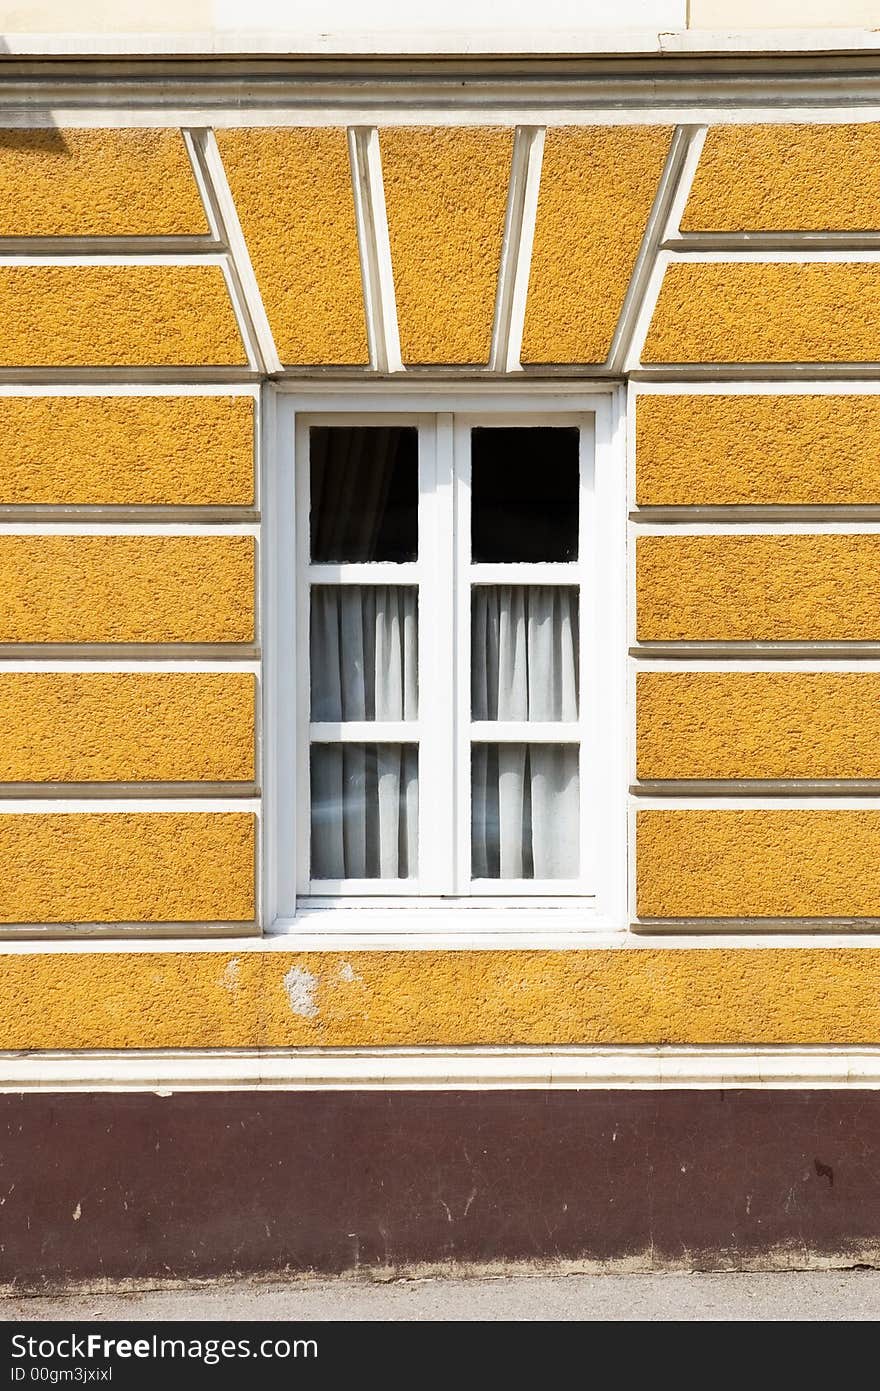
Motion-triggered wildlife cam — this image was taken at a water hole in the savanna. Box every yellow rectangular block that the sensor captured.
[643,263,880,364]
[637,535,880,641]
[4,946,880,1047]
[637,672,880,780]
[522,126,673,364]
[0,129,208,236]
[0,673,255,783]
[0,536,255,644]
[682,124,880,232]
[380,127,513,364]
[0,812,254,923]
[0,395,254,506]
[214,128,368,366]
[636,394,880,506]
[637,809,880,918]
[0,267,246,367]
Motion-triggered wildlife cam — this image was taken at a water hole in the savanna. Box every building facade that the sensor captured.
[4,4,880,1281]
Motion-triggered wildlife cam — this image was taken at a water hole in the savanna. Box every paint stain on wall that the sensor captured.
[282,965,319,1019]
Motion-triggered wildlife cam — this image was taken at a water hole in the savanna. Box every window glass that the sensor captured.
[470,426,579,562]
[310,425,418,562]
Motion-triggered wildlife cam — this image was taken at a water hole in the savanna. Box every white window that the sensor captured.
[266,392,626,934]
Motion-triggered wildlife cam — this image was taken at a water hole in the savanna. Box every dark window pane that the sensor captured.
[471,427,579,562]
[310,426,418,562]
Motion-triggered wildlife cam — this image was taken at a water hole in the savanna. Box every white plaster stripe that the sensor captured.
[490,125,544,373]
[2,1045,880,1091]
[608,125,704,375]
[184,128,283,376]
[349,126,402,374]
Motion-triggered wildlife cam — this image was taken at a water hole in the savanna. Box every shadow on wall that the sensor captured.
[0,36,68,151]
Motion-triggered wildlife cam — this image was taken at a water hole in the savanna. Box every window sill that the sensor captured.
[267,902,626,949]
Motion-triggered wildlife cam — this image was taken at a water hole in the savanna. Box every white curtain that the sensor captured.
[471,586,579,879]
[471,586,578,721]
[311,586,418,721]
[311,744,418,879]
[310,585,418,879]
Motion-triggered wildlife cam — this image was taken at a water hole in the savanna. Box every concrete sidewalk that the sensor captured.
[4,1270,880,1321]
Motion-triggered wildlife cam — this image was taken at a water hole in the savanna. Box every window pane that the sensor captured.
[471,744,578,879]
[471,585,578,720]
[310,425,418,562]
[311,586,418,720]
[311,743,418,879]
[471,427,579,562]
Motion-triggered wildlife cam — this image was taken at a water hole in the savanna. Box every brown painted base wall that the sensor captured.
[3,1090,880,1285]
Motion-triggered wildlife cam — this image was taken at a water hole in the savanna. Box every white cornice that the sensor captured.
[1,30,880,59]
[4,1046,880,1090]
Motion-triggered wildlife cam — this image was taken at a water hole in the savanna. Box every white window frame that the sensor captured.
[263,385,628,940]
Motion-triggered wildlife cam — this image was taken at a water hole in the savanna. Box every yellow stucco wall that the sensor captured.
[683,124,880,232]
[0,673,255,783]
[381,126,513,364]
[0,536,255,644]
[522,126,672,364]
[643,263,880,363]
[0,813,254,924]
[638,810,880,918]
[3,947,880,1046]
[0,266,246,367]
[214,128,368,366]
[637,535,880,641]
[638,672,880,780]
[636,393,880,506]
[0,129,207,236]
[0,395,254,506]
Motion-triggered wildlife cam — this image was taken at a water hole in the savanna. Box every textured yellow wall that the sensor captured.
[0,396,254,506]
[683,124,880,232]
[4,947,880,1046]
[637,535,880,641]
[638,672,880,780]
[0,813,254,924]
[0,673,255,783]
[643,263,880,364]
[638,810,880,918]
[0,129,207,236]
[636,393,880,506]
[381,126,513,364]
[0,267,246,367]
[0,536,254,644]
[522,126,672,364]
[214,128,368,366]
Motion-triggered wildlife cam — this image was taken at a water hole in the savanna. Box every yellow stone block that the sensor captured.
[644,263,880,364]
[0,673,255,783]
[0,536,255,644]
[381,126,513,364]
[636,393,880,506]
[683,124,880,232]
[0,266,246,367]
[0,395,254,505]
[215,128,368,365]
[637,671,880,780]
[638,809,880,918]
[0,128,207,236]
[637,534,880,641]
[522,126,672,364]
[0,812,254,924]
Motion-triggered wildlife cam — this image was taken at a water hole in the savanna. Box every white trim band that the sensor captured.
[5,1045,880,1091]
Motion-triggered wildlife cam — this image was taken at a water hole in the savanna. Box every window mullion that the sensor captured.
[452,417,473,895]
[416,414,457,893]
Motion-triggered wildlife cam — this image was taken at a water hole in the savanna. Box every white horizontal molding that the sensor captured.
[5,1044,880,1091]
